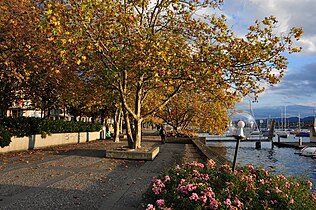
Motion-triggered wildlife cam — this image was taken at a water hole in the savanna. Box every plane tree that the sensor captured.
[42,0,302,149]
[0,0,71,118]
[154,86,236,134]
[0,0,45,116]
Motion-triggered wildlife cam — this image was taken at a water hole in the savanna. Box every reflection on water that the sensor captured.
[203,134,316,191]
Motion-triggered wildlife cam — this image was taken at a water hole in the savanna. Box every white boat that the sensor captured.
[310,117,316,143]
[297,146,316,157]
[275,130,289,138]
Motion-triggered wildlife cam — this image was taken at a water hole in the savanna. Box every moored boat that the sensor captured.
[296,146,316,157]
[275,130,289,138]
[295,132,310,137]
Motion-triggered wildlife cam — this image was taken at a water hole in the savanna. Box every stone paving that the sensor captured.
[0,131,203,210]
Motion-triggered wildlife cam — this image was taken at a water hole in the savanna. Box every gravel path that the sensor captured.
[0,132,203,210]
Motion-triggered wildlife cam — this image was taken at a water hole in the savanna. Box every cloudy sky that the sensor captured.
[219,0,316,116]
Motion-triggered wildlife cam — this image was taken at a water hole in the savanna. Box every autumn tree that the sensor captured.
[155,87,235,134]
[0,0,73,118]
[0,0,44,116]
[42,0,302,149]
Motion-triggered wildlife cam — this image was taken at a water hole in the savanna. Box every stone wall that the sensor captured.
[0,131,101,154]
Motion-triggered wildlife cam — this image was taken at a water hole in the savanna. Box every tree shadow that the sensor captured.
[48,148,106,158]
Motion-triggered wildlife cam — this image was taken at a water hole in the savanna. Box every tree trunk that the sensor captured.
[114,107,122,143]
[124,110,134,148]
[134,118,142,149]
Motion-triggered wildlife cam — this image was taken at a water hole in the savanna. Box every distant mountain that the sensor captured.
[252,105,316,119]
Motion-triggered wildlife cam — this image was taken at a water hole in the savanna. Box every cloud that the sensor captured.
[260,62,316,100]
[222,0,316,54]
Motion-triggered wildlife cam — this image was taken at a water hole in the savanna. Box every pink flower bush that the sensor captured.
[145,160,316,209]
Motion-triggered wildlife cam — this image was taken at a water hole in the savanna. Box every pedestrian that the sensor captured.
[159,126,167,144]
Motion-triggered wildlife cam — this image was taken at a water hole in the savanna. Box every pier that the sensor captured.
[206,136,271,142]
[205,135,272,149]
[273,142,316,149]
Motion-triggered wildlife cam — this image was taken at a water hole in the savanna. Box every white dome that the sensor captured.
[228,111,257,138]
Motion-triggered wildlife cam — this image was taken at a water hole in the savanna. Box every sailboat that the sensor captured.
[275,106,289,138]
[294,113,310,137]
[310,117,316,143]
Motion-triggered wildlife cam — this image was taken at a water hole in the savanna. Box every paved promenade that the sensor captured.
[0,130,203,210]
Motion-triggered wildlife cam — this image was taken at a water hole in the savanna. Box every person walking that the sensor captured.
[159,125,167,144]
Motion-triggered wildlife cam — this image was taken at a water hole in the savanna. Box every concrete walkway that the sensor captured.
[0,131,203,210]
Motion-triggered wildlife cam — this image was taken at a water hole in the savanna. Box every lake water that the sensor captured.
[199,133,316,191]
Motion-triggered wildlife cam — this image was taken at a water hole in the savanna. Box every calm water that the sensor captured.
[199,134,316,191]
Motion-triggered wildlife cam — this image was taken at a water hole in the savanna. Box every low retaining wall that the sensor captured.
[0,131,101,154]
[192,138,230,166]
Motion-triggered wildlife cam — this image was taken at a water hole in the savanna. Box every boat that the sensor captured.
[295,132,310,137]
[275,130,289,138]
[296,146,316,157]
[310,117,316,143]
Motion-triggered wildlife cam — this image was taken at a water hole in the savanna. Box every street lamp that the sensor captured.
[232,120,246,171]
[229,111,256,171]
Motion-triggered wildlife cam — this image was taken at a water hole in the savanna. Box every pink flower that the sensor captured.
[234,198,243,207]
[219,164,232,172]
[270,200,278,205]
[207,159,216,168]
[262,169,269,176]
[152,178,165,195]
[189,193,200,201]
[224,198,231,206]
[307,180,313,189]
[203,174,209,181]
[178,183,197,195]
[188,161,205,169]
[146,204,155,210]
[277,175,286,180]
[201,195,208,203]
[156,199,165,207]
[289,199,294,204]
[204,188,215,199]
[164,175,170,182]
[246,164,254,170]
[275,187,282,193]
[209,198,219,209]
[193,169,200,177]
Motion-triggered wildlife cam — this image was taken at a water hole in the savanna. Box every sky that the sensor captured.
[218,0,316,117]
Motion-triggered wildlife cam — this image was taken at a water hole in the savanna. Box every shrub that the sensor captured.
[144,160,316,210]
[0,125,13,148]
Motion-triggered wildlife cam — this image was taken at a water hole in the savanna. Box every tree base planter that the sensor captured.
[105,146,160,161]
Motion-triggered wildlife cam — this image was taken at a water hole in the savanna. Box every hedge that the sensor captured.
[0,117,102,148]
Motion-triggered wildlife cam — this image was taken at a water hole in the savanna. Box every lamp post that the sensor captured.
[232,120,246,172]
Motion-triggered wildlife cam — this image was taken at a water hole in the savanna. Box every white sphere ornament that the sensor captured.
[228,111,258,139]
[237,120,245,128]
